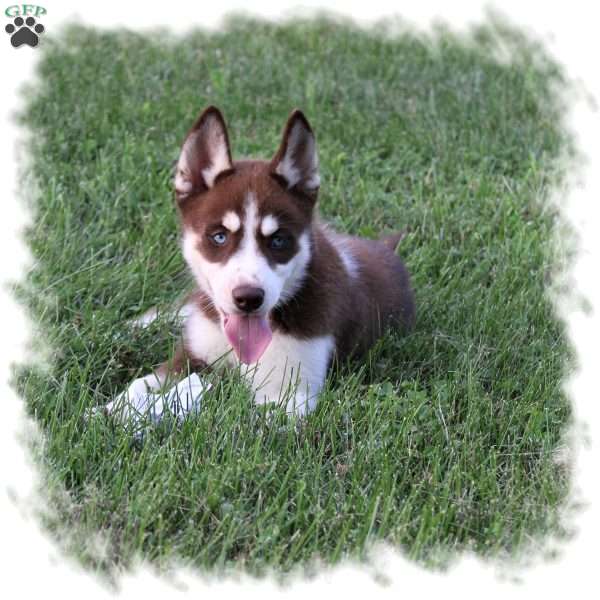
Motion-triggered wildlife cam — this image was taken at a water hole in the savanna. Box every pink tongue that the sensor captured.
[224,314,273,364]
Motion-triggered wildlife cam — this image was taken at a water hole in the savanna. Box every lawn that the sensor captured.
[15,15,573,580]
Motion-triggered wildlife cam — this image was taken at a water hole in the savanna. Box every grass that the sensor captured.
[14,15,574,581]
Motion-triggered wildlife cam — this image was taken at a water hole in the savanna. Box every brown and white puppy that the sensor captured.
[110,106,415,416]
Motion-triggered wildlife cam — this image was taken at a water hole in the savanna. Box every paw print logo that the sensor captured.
[5,16,45,48]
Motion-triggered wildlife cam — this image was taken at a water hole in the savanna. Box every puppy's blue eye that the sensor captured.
[211,231,228,246]
[269,234,288,250]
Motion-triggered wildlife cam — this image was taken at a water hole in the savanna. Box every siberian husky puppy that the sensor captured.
[108,106,415,416]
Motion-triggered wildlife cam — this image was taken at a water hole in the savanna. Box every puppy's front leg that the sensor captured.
[102,345,198,419]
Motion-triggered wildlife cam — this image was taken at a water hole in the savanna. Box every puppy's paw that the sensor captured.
[285,392,315,418]
[109,377,157,419]
[87,373,210,431]
[87,377,157,423]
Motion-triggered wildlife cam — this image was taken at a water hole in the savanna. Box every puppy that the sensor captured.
[110,106,415,416]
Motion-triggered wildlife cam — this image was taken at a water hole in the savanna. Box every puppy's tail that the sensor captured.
[379,230,407,252]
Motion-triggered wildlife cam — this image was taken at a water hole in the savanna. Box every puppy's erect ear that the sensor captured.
[175,106,233,200]
[270,110,320,200]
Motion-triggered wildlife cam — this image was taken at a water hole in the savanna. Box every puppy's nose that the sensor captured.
[232,286,265,313]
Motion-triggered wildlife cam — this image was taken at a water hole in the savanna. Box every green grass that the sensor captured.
[15,15,573,580]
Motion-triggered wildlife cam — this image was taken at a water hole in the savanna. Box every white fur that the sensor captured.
[185,304,237,367]
[338,247,358,278]
[275,121,320,191]
[260,214,279,237]
[175,118,231,193]
[326,233,359,279]
[275,126,301,186]
[222,211,241,232]
[334,236,358,278]
[103,370,167,420]
[277,231,311,303]
[182,231,214,296]
[277,162,301,187]
[177,302,194,323]
[175,134,198,195]
[131,306,160,328]
[174,169,192,195]
[245,333,334,415]
[98,373,211,429]
[201,137,230,187]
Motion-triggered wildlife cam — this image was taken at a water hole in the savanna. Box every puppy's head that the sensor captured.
[175,106,319,363]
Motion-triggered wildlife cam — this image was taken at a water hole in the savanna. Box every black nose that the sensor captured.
[232,286,265,313]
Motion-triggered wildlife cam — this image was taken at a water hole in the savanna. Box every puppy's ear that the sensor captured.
[175,106,233,201]
[270,110,320,201]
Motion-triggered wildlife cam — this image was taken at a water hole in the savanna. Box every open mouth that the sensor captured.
[222,313,273,365]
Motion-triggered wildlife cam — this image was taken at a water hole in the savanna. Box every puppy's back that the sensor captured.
[333,233,415,359]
